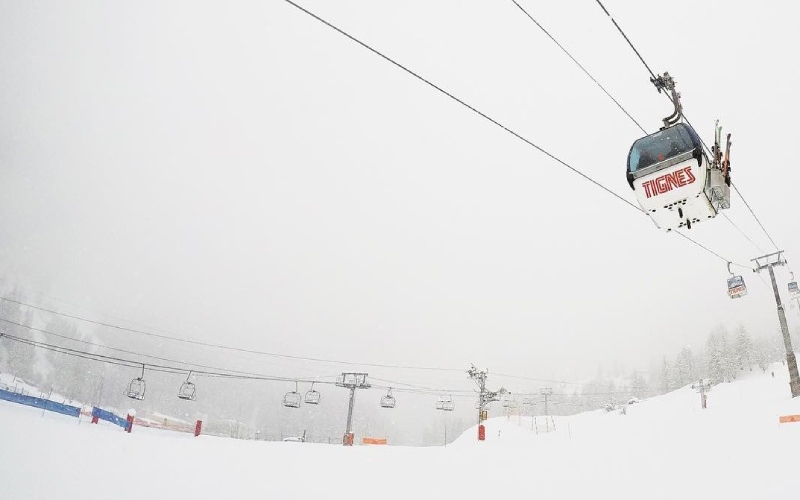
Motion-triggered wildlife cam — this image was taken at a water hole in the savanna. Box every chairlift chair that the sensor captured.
[178,371,197,401]
[283,381,302,408]
[436,395,455,412]
[125,364,147,400]
[304,383,321,405]
[380,388,396,409]
[727,262,747,299]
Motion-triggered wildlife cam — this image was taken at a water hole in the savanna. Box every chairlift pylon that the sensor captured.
[304,382,321,405]
[283,381,302,408]
[727,262,748,299]
[178,370,197,401]
[380,388,396,409]
[125,363,146,401]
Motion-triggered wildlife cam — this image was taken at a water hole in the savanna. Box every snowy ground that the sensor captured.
[2,364,800,499]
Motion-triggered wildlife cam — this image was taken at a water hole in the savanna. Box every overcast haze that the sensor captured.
[1,0,798,389]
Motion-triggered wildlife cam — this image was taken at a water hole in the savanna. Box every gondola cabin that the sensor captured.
[789,281,800,300]
[727,275,747,299]
[627,123,730,231]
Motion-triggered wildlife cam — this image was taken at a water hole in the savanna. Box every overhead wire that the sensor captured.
[722,212,765,255]
[281,0,641,212]
[593,0,657,80]
[508,0,647,134]
[0,330,336,384]
[0,277,182,338]
[0,316,337,382]
[0,295,463,373]
[731,182,781,253]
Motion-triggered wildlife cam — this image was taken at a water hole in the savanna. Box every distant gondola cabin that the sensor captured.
[789,281,800,300]
[727,275,748,299]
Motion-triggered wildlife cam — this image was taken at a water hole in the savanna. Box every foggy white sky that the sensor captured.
[1,0,798,388]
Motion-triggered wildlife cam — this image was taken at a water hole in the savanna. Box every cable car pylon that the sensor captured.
[752,251,800,397]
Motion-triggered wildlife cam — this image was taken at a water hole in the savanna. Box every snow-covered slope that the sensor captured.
[1,363,799,500]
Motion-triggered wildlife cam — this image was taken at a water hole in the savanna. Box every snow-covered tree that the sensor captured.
[706,326,737,383]
[659,357,672,393]
[0,288,38,381]
[734,325,754,371]
[673,346,696,387]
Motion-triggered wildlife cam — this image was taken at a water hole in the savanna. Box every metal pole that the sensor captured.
[540,388,552,416]
[345,385,356,437]
[766,264,800,397]
[337,372,369,446]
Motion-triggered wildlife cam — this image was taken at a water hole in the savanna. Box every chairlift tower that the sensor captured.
[692,379,712,409]
[336,373,370,446]
[752,251,800,397]
[540,388,553,416]
[467,365,506,441]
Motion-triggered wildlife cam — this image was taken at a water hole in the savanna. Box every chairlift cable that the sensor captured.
[0,329,339,384]
[0,309,654,393]
[0,316,342,381]
[0,295,461,373]
[2,329,652,398]
[508,0,647,134]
